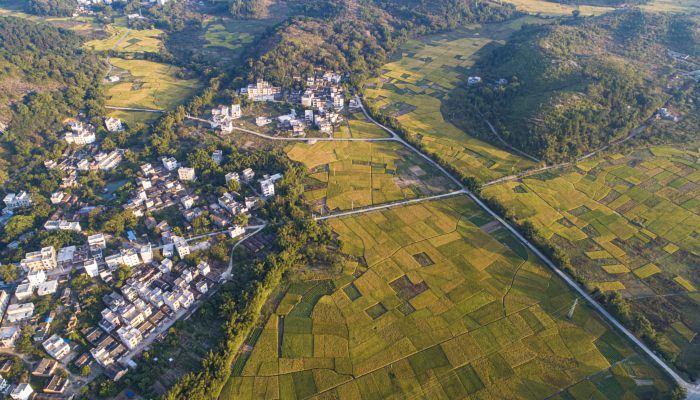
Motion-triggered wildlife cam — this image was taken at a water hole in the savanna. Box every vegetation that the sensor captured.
[25,0,77,17]
[483,146,700,378]
[446,10,699,162]
[223,197,676,399]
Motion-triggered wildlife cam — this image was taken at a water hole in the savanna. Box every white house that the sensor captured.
[6,303,34,322]
[104,117,124,132]
[43,334,70,360]
[50,192,66,205]
[173,236,190,258]
[37,280,58,296]
[162,157,179,171]
[27,270,47,287]
[3,191,31,210]
[260,177,275,197]
[64,121,96,145]
[88,233,107,250]
[117,326,142,350]
[10,383,33,400]
[139,244,153,264]
[84,259,99,277]
[178,167,196,181]
[229,225,245,239]
[225,172,240,184]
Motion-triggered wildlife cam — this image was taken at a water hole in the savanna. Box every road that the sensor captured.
[106,96,700,396]
[314,190,465,220]
[353,96,700,398]
[120,224,267,364]
[104,28,131,79]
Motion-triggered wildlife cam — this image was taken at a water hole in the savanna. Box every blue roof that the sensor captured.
[127,231,137,241]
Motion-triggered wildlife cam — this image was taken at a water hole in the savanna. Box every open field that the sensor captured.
[286,141,457,212]
[221,196,674,399]
[364,18,542,182]
[84,24,164,53]
[500,0,698,15]
[483,146,700,374]
[105,58,202,111]
[202,19,267,52]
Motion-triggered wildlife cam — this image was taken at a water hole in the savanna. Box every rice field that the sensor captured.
[203,19,262,51]
[84,24,164,53]
[285,141,457,212]
[483,146,700,373]
[220,197,674,399]
[105,58,202,111]
[363,18,543,182]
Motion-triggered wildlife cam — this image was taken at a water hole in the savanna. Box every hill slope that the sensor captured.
[447,10,699,162]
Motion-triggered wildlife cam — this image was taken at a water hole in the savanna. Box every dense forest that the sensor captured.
[239,0,518,87]
[25,0,78,16]
[549,0,649,6]
[446,10,699,162]
[0,16,104,187]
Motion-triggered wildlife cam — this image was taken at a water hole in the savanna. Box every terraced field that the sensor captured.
[286,141,457,212]
[363,18,545,182]
[84,23,163,53]
[105,58,201,112]
[483,146,700,374]
[220,197,674,399]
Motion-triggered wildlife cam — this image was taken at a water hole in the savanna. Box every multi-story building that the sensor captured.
[120,249,141,267]
[139,244,153,264]
[43,334,71,360]
[240,80,281,102]
[20,247,57,271]
[27,270,47,287]
[225,172,240,184]
[3,191,32,211]
[178,167,196,181]
[104,117,124,132]
[241,168,255,182]
[211,150,223,164]
[88,233,107,250]
[173,236,190,258]
[117,326,142,350]
[84,259,99,278]
[6,303,35,322]
[162,157,178,171]
[63,121,96,145]
[0,291,9,322]
[260,176,275,197]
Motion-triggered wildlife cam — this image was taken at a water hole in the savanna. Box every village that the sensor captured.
[0,72,313,397]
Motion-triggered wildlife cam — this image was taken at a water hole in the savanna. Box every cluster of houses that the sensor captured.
[2,192,31,224]
[44,145,124,191]
[124,160,194,218]
[210,104,242,133]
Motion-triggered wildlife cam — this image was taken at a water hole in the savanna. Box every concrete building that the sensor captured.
[14,283,32,301]
[139,244,153,264]
[229,225,245,239]
[10,383,33,400]
[240,79,281,102]
[0,290,9,320]
[117,326,143,350]
[50,192,65,205]
[84,259,99,277]
[104,117,124,132]
[0,326,20,347]
[88,233,107,250]
[37,280,58,296]
[178,167,196,181]
[162,157,178,171]
[225,172,240,184]
[27,270,47,287]
[6,303,34,322]
[260,177,275,197]
[43,334,70,360]
[63,121,96,145]
[120,249,141,267]
[173,236,190,258]
[21,247,57,271]
[3,191,31,210]
[241,168,255,182]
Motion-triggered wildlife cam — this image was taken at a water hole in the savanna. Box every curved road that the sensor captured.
[107,98,699,396]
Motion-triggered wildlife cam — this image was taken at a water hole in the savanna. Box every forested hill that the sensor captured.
[548,0,648,6]
[0,16,104,185]
[238,0,519,87]
[448,10,700,162]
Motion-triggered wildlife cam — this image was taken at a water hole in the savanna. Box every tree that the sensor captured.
[80,365,92,377]
[0,264,19,283]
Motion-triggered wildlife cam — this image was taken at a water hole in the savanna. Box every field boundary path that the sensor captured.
[117,96,700,396]
[104,28,131,79]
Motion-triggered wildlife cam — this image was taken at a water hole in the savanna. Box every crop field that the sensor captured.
[105,58,201,111]
[84,23,163,53]
[364,18,542,182]
[285,141,457,212]
[483,146,700,372]
[499,0,612,16]
[220,196,673,399]
[202,19,266,52]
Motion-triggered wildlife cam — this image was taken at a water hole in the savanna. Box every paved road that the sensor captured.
[314,190,465,220]
[354,96,700,398]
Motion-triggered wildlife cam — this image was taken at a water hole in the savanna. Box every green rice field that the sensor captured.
[84,24,164,53]
[286,141,457,212]
[483,146,700,374]
[220,197,674,399]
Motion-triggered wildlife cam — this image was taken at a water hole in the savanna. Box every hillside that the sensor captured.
[0,16,104,185]
[239,0,519,87]
[446,10,700,162]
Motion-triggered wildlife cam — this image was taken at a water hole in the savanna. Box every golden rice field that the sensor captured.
[286,141,457,212]
[483,146,700,374]
[363,18,542,182]
[105,58,201,111]
[220,197,673,399]
[84,24,164,53]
